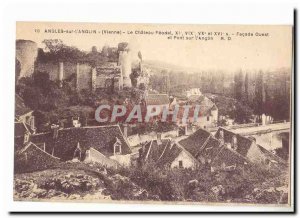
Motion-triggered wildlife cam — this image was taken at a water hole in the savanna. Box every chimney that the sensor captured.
[30,116,36,133]
[59,120,64,128]
[72,116,81,128]
[184,125,188,136]
[123,124,128,138]
[51,124,59,139]
[231,135,237,150]
[157,132,162,145]
[219,129,224,146]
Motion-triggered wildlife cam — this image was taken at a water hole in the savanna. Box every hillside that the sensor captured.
[14,162,289,204]
[143,60,200,73]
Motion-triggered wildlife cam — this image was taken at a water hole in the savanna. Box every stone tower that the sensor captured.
[16,40,38,79]
[118,50,132,88]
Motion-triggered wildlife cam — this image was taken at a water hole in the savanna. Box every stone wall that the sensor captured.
[36,61,59,80]
[36,61,78,81]
[76,63,92,91]
[84,148,120,168]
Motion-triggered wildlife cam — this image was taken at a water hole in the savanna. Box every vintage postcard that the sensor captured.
[14,22,293,209]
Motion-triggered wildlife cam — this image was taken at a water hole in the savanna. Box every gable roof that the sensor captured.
[188,95,217,116]
[140,139,199,168]
[257,144,288,166]
[215,127,253,157]
[140,139,172,163]
[145,94,169,106]
[188,95,205,102]
[15,142,60,173]
[15,122,29,138]
[54,125,132,161]
[211,146,250,167]
[85,147,120,168]
[178,128,211,157]
[157,142,183,167]
[15,121,34,138]
[30,132,55,155]
[198,136,222,159]
[15,94,32,117]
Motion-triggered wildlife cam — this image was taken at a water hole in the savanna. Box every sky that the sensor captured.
[16,22,293,72]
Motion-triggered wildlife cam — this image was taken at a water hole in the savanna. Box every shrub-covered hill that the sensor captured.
[14,162,289,204]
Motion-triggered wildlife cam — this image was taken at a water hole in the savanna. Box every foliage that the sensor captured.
[17,71,68,111]
[234,70,244,102]
[210,94,253,123]
[110,162,286,204]
[40,39,86,63]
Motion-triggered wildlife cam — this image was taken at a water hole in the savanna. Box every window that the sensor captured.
[86,150,90,158]
[114,144,121,155]
[207,116,210,121]
[179,160,183,168]
[114,138,122,155]
[73,142,82,160]
[24,133,29,143]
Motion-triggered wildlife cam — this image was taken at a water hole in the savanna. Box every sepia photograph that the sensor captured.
[13,21,293,210]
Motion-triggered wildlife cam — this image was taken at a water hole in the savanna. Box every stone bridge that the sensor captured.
[218,122,290,150]
[230,122,290,135]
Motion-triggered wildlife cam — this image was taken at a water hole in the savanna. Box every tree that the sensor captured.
[15,58,21,83]
[118,42,129,51]
[234,70,244,102]
[32,110,50,133]
[253,71,264,117]
[42,39,85,63]
[233,102,254,123]
[244,72,249,103]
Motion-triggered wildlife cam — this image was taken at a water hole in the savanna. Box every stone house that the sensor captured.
[15,122,35,149]
[138,138,199,169]
[30,125,132,168]
[214,127,287,171]
[176,127,286,172]
[187,95,218,128]
[14,142,60,173]
[84,147,120,168]
[15,95,35,132]
[144,94,170,108]
[15,95,36,150]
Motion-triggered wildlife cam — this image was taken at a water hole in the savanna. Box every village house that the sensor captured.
[176,128,252,171]
[144,94,170,108]
[186,88,202,98]
[15,95,36,149]
[150,127,288,172]
[29,124,132,168]
[138,137,199,169]
[15,142,60,173]
[186,94,218,128]
[15,122,35,149]
[214,127,287,171]
[143,93,170,122]
[15,94,35,132]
